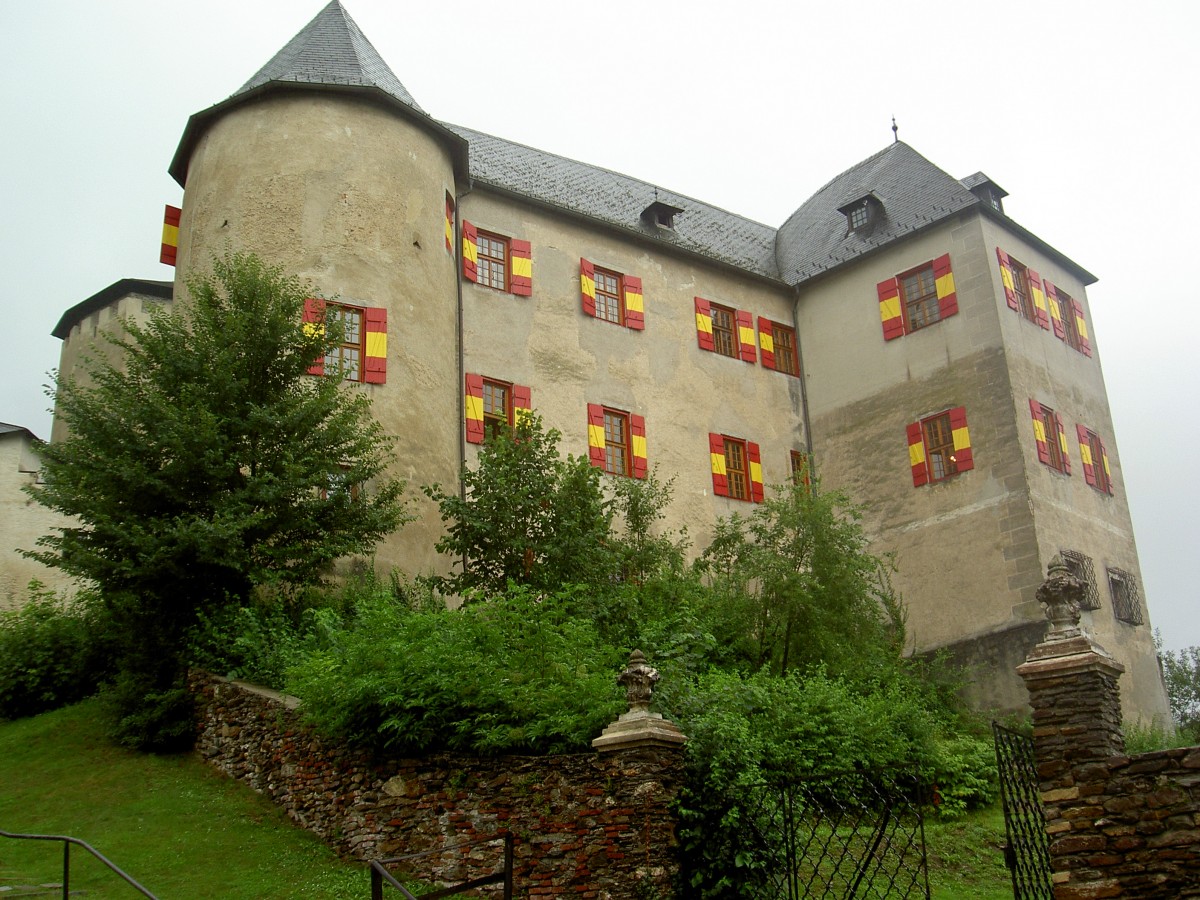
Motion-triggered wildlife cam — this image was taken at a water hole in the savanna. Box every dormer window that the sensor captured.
[642,200,683,231]
[837,194,882,235]
[962,172,1008,215]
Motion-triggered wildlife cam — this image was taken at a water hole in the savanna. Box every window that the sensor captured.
[1107,567,1143,625]
[462,221,532,296]
[708,433,763,502]
[906,407,974,487]
[580,259,643,329]
[465,374,530,443]
[1060,549,1101,610]
[1043,280,1092,357]
[587,404,646,478]
[758,318,799,375]
[1029,400,1070,474]
[1076,425,1113,495]
[838,195,882,235]
[877,254,958,340]
[789,450,812,488]
[321,466,361,502]
[694,298,756,362]
[996,248,1049,329]
[302,299,387,384]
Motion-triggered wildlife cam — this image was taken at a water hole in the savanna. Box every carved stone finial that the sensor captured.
[618,649,660,713]
[1036,553,1084,639]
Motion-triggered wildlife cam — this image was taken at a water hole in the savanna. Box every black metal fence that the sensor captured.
[740,771,931,899]
[992,721,1053,900]
[0,828,158,899]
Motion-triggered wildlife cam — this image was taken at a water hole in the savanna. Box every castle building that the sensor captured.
[48,1,1169,721]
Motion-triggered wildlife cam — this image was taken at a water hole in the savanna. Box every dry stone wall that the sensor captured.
[191,673,682,898]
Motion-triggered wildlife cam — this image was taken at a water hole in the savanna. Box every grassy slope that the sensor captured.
[1,701,1015,898]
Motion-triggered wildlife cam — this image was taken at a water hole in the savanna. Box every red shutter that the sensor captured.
[444,195,454,255]
[1056,413,1071,475]
[1027,268,1050,330]
[160,204,181,266]
[949,406,973,472]
[510,239,532,296]
[877,276,904,341]
[1099,438,1113,495]
[363,307,387,384]
[630,414,647,479]
[1044,280,1068,340]
[996,248,1018,311]
[748,441,764,503]
[1072,298,1092,357]
[587,403,606,468]
[1077,424,1096,487]
[465,374,485,444]
[303,298,325,376]
[580,258,597,318]
[623,275,645,330]
[708,433,729,496]
[512,384,531,419]
[758,316,776,370]
[1030,399,1051,465]
[462,220,478,283]
[736,310,756,363]
[932,253,958,318]
[694,297,715,351]
[906,422,928,487]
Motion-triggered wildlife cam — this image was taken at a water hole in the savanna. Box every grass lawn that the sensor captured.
[2,700,1016,898]
[0,699,365,899]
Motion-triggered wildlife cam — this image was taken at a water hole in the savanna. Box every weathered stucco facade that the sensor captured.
[36,1,1169,722]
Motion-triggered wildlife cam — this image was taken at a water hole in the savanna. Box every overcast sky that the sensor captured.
[2,1,1196,650]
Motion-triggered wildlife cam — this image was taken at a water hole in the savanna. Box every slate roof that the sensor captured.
[775,142,981,285]
[445,124,781,280]
[235,1,424,112]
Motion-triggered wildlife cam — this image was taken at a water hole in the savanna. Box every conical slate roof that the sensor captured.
[234,1,423,113]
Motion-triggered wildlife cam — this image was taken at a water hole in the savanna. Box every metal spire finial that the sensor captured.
[892,116,899,143]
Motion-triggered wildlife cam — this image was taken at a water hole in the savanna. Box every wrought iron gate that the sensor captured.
[992,721,1053,899]
[742,771,931,899]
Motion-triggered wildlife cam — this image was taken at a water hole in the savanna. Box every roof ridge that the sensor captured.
[233,1,424,113]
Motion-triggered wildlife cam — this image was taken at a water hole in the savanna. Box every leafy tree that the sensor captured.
[697,477,905,678]
[26,251,408,749]
[1160,643,1200,741]
[424,414,617,597]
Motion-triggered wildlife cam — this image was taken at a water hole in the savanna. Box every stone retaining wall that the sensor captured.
[191,673,682,898]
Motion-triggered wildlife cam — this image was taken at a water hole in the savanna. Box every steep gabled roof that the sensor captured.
[169,1,465,186]
[446,124,781,281]
[235,1,423,112]
[776,142,979,286]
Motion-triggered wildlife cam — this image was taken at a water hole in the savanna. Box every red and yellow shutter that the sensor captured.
[1030,399,1052,465]
[1099,438,1112,494]
[694,297,715,351]
[465,374,485,444]
[876,276,904,341]
[1071,298,1092,356]
[630,414,647,479]
[748,442,764,502]
[949,406,974,472]
[302,299,326,376]
[363,307,387,384]
[1027,268,1050,330]
[933,253,958,318]
[461,220,478,283]
[160,205,181,266]
[1044,280,1068,340]
[1055,412,1071,475]
[996,248,1018,311]
[1076,424,1096,487]
[513,384,532,425]
[580,258,597,318]
[906,422,928,487]
[737,310,756,363]
[708,433,728,496]
[758,317,776,369]
[586,403,606,468]
[510,240,532,296]
[444,195,454,254]
[623,276,644,330]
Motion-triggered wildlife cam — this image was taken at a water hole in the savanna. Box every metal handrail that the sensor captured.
[370,832,513,900]
[0,828,158,899]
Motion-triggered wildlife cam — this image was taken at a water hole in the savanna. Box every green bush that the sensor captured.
[286,583,625,755]
[0,583,112,720]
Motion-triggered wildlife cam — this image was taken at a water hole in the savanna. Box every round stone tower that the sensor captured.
[167,1,467,576]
